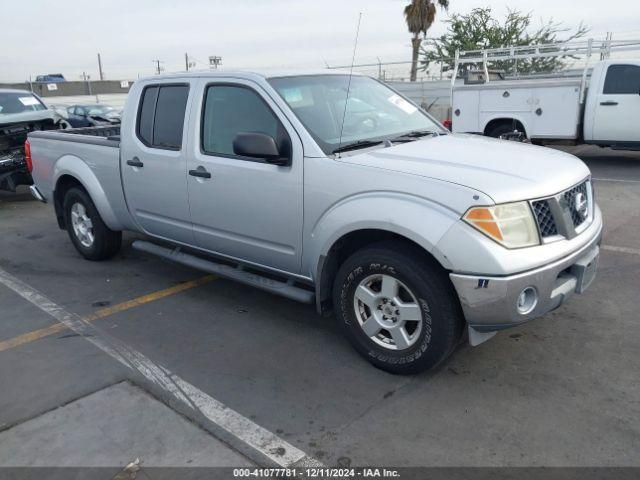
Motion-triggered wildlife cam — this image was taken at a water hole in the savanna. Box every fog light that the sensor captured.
[516,287,538,315]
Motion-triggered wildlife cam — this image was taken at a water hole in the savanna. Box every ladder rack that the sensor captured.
[451,38,640,88]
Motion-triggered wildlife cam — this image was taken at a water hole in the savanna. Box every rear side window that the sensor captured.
[603,64,640,94]
[136,84,189,150]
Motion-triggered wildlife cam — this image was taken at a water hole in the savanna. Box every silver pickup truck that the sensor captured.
[27,71,602,374]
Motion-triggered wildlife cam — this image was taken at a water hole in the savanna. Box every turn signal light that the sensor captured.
[463,202,540,249]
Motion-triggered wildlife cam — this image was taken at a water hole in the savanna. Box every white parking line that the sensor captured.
[602,245,640,256]
[0,267,322,468]
[592,177,640,184]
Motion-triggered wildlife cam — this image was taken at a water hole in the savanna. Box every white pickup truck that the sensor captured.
[27,70,602,374]
[452,53,640,149]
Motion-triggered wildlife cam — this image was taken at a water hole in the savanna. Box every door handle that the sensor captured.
[600,101,619,106]
[127,157,144,168]
[189,167,212,179]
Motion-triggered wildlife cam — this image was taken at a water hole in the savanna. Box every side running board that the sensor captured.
[132,240,315,304]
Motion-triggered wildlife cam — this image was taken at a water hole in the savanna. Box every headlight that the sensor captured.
[463,201,540,248]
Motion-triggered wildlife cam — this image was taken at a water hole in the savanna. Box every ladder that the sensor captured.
[451,38,640,85]
[450,38,640,103]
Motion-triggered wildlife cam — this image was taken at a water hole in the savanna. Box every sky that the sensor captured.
[1,0,639,82]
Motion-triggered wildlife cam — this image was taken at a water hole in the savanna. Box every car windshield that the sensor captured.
[0,92,46,115]
[268,75,444,154]
[86,105,115,115]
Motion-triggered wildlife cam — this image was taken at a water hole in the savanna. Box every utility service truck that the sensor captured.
[451,40,640,150]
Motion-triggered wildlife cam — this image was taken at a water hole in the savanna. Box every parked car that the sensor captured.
[0,89,66,191]
[27,71,602,374]
[65,105,122,128]
[35,74,66,83]
[451,46,640,150]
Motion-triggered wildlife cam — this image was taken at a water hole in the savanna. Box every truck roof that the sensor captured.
[137,68,361,83]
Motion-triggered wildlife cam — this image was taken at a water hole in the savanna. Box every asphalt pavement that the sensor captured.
[0,145,638,470]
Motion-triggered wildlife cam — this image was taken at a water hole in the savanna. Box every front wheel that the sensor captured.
[63,187,122,261]
[332,242,464,374]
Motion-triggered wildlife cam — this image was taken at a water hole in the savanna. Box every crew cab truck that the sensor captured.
[451,41,640,149]
[27,71,602,374]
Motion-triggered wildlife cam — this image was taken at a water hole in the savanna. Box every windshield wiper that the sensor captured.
[331,139,384,155]
[389,130,440,142]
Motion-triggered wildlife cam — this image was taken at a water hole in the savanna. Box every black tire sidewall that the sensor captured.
[334,246,462,374]
[63,188,114,260]
[489,124,523,139]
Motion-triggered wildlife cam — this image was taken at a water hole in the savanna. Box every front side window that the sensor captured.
[136,84,189,150]
[603,64,640,94]
[201,85,289,158]
[268,75,444,154]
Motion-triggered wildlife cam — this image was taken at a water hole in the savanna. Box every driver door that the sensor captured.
[592,63,640,142]
[186,79,304,274]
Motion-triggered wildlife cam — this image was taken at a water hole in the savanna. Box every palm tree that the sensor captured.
[404,0,449,81]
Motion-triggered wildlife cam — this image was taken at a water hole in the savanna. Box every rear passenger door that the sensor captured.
[121,82,194,244]
[186,79,304,274]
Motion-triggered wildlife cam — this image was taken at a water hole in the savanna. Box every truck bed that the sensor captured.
[30,125,121,146]
[28,124,136,232]
[452,77,583,139]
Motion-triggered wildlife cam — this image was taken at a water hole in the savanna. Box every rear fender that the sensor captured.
[483,114,530,136]
[54,155,123,230]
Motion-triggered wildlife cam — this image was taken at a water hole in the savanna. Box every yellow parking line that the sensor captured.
[0,323,68,352]
[0,274,215,353]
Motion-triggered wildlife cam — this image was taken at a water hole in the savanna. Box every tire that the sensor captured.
[63,187,122,261]
[487,123,524,139]
[332,241,464,374]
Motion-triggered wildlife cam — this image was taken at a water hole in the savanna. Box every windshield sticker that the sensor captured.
[387,94,417,115]
[282,88,304,104]
[19,96,40,106]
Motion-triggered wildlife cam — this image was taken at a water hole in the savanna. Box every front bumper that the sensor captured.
[449,220,602,335]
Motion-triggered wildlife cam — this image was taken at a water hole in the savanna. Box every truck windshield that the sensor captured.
[268,75,444,154]
[0,92,47,115]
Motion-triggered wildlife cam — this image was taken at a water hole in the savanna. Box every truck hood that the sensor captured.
[341,134,590,204]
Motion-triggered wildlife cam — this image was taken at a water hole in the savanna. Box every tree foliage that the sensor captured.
[421,7,589,76]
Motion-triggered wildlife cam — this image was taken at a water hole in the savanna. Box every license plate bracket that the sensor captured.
[571,246,599,294]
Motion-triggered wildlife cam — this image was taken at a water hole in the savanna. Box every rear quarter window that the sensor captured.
[136,84,189,150]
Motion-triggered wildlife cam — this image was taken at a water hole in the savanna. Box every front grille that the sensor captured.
[531,180,591,241]
[563,182,589,227]
[532,200,558,237]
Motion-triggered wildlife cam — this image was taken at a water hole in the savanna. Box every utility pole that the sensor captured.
[152,59,164,75]
[185,53,189,71]
[82,72,93,97]
[97,53,104,80]
[208,56,222,69]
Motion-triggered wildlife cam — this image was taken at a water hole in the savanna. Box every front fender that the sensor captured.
[54,155,123,230]
[304,191,464,280]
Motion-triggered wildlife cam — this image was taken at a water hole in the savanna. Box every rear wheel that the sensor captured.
[487,122,526,139]
[332,242,464,374]
[63,187,121,261]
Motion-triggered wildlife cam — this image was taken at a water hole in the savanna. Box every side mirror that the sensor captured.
[233,132,289,165]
